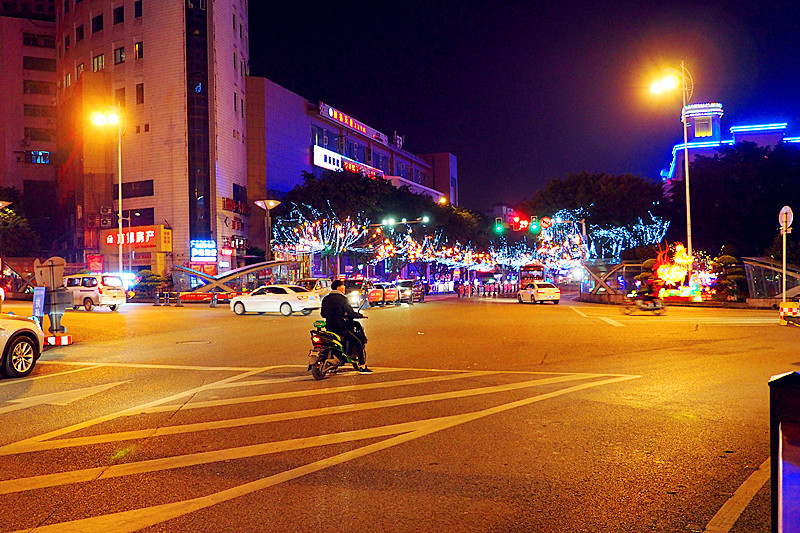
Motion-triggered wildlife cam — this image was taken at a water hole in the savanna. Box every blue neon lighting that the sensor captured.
[730,123,787,133]
[784,137,800,143]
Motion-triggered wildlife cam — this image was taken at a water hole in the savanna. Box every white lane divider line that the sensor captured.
[704,457,770,532]
[0,366,282,457]
[598,316,625,327]
[7,374,640,533]
[5,373,612,454]
[143,370,500,413]
[569,306,588,318]
[0,364,101,388]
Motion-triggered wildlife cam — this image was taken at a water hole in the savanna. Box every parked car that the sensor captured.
[296,278,333,298]
[0,313,45,378]
[230,285,320,316]
[396,279,424,303]
[370,282,400,306]
[517,281,560,304]
[63,273,127,311]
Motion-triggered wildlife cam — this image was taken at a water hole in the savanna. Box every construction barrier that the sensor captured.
[779,302,800,325]
[45,335,73,346]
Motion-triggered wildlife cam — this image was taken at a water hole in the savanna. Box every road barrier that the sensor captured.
[769,372,800,531]
[779,302,800,325]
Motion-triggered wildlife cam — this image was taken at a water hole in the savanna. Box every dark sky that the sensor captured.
[247,1,800,211]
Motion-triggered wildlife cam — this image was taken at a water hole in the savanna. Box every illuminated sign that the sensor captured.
[312,145,384,179]
[100,225,172,253]
[318,102,388,146]
[190,239,218,263]
[683,102,724,118]
[221,197,251,215]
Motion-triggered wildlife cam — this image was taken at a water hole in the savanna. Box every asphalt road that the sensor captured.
[0,293,792,532]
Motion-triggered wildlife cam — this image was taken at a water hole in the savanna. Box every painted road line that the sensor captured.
[0,366,282,457]
[9,374,640,533]
[0,364,101,388]
[569,306,588,318]
[598,316,625,327]
[141,370,501,413]
[37,361,303,372]
[5,373,613,454]
[704,457,771,533]
[0,381,128,415]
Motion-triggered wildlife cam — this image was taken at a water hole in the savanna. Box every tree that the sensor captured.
[520,172,665,227]
[0,209,41,257]
[665,141,800,256]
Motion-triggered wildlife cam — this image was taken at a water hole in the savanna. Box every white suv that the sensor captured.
[64,274,127,311]
[0,313,45,378]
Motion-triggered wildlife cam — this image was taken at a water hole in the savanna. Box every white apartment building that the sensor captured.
[56,0,249,275]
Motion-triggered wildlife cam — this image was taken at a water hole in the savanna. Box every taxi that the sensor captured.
[370,282,400,306]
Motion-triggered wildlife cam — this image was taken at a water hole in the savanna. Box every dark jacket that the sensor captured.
[321,291,361,331]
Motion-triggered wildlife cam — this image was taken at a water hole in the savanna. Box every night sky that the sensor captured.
[247,1,800,211]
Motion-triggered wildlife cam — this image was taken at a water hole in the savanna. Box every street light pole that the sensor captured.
[680,60,692,260]
[254,199,281,262]
[117,119,123,274]
[651,62,694,261]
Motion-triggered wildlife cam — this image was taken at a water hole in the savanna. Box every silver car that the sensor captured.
[0,313,45,378]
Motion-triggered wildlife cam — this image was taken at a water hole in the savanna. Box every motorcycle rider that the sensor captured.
[637,278,661,306]
[321,279,372,374]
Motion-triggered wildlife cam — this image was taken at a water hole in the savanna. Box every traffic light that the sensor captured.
[529,216,540,234]
[494,217,505,234]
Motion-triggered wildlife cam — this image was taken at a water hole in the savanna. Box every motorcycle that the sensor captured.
[621,294,665,315]
[307,316,367,380]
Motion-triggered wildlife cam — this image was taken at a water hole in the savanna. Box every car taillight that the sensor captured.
[297,295,308,300]
[98,284,104,294]
[312,335,321,343]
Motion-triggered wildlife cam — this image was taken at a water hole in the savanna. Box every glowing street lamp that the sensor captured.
[254,199,281,261]
[90,107,125,273]
[652,61,695,260]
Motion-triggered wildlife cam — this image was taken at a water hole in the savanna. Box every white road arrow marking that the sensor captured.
[0,381,129,415]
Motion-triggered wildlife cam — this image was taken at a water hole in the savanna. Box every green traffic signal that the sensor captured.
[530,216,540,234]
[494,217,505,234]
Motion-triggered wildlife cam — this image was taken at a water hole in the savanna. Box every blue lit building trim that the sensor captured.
[730,123,787,133]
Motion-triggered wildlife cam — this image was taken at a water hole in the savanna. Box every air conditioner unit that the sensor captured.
[100,205,112,215]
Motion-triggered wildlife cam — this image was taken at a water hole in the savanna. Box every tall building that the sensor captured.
[0,1,57,196]
[246,76,458,250]
[55,0,249,275]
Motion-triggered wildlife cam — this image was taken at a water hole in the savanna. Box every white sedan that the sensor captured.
[1,313,45,378]
[517,281,560,304]
[230,285,321,316]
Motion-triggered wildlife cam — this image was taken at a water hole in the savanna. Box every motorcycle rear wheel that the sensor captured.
[653,307,665,315]
[311,363,327,380]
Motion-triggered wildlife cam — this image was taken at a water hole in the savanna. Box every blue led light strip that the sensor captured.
[730,123,787,133]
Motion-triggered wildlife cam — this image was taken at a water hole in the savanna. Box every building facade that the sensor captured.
[245,76,458,252]
[661,102,800,189]
[0,3,57,193]
[55,0,249,275]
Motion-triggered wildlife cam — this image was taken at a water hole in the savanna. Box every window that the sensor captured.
[24,104,55,118]
[114,87,125,107]
[233,92,237,113]
[23,56,56,72]
[23,33,56,48]
[64,34,70,50]
[134,0,141,18]
[64,71,72,87]
[113,179,153,199]
[114,46,125,64]
[233,183,247,203]
[241,98,244,118]
[24,127,56,142]
[92,53,104,72]
[75,24,84,42]
[232,13,235,30]
[134,41,143,58]
[144,123,149,132]
[23,80,55,95]
[113,5,124,24]
[135,83,144,104]
[233,51,236,72]
[695,117,712,138]
[92,13,103,33]
[76,62,84,78]
[23,151,51,164]
[63,0,68,13]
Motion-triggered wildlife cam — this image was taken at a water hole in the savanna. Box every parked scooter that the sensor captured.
[621,294,665,315]
[307,316,368,380]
